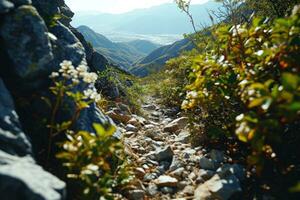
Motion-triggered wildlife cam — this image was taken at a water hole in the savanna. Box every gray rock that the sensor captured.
[31,0,60,18]
[178,181,189,190]
[154,175,178,187]
[182,185,195,195]
[49,22,85,70]
[194,174,242,200]
[194,184,211,200]
[161,187,176,194]
[143,173,157,182]
[0,79,32,156]
[127,190,145,200]
[217,164,246,181]
[182,148,196,159]
[163,117,188,133]
[170,167,185,177]
[125,124,138,132]
[142,104,156,110]
[59,4,74,25]
[0,5,53,80]
[10,0,31,6]
[169,156,184,171]
[0,151,66,200]
[210,149,225,163]
[147,183,158,196]
[155,146,174,162]
[197,169,215,181]
[175,130,190,143]
[0,0,14,14]
[199,157,219,170]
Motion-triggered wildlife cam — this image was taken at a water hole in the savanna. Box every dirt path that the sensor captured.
[112,96,245,200]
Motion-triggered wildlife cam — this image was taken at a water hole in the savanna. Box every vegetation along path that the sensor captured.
[109,95,246,200]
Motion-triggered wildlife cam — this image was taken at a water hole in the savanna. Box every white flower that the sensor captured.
[76,64,88,75]
[182,100,189,108]
[60,60,73,69]
[49,72,59,78]
[255,50,264,56]
[236,122,250,135]
[83,88,101,102]
[218,55,225,63]
[230,24,247,36]
[186,91,198,99]
[239,80,248,86]
[235,114,245,121]
[82,72,98,84]
[247,89,255,96]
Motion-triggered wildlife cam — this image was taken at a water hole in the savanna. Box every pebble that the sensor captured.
[154,175,178,187]
[127,190,145,200]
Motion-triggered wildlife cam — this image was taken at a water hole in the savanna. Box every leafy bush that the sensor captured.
[175,9,300,197]
[141,53,195,108]
[48,61,132,199]
[98,67,145,114]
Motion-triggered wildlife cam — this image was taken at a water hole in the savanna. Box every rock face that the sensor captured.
[0,0,119,199]
[0,78,66,200]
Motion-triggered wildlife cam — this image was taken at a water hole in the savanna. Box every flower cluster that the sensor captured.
[181,90,198,109]
[49,60,101,102]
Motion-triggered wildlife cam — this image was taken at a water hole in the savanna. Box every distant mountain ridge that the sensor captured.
[77,26,161,69]
[130,38,195,77]
[72,1,222,44]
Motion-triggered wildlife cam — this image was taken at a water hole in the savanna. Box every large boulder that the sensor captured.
[0,79,31,156]
[0,78,66,200]
[0,0,14,14]
[0,151,66,200]
[0,5,53,80]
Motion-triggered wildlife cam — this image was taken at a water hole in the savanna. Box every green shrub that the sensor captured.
[177,10,300,197]
[47,61,132,199]
[98,67,145,114]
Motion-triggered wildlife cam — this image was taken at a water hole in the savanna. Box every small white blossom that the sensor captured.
[82,72,98,84]
[236,114,245,121]
[186,91,198,99]
[49,72,59,78]
[182,100,189,108]
[239,80,248,86]
[255,50,264,56]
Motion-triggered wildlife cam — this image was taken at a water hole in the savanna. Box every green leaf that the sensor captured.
[289,182,300,193]
[93,123,116,138]
[282,73,299,90]
[248,98,266,108]
[60,121,72,131]
[93,123,106,137]
[287,102,300,111]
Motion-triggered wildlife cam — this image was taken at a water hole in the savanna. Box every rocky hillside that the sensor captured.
[0,0,118,199]
[77,25,161,70]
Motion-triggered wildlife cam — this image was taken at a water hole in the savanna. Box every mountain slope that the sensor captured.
[124,40,161,55]
[77,26,161,69]
[130,38,195,77]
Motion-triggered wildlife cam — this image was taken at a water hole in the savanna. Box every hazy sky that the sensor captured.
[65,0,209,14]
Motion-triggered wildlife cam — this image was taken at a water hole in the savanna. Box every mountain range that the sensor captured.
[77,26,161,69]
[75,1,222,76]
[78,25,194,76]
[72,1,221,44]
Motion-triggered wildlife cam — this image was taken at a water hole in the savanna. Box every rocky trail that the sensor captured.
[108,97,246,200]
